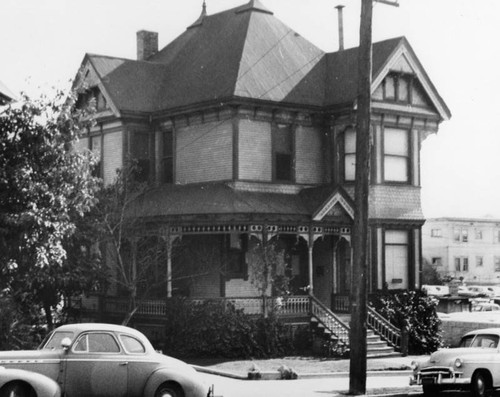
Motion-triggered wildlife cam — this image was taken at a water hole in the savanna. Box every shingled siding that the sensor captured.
[238,119,272,181]
[103,131,123,185]
[295,125,324,184]
[176,120,233,184]
[369,185,424,221]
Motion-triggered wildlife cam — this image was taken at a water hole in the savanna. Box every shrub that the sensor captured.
[160,298,298,358]
[370,290,442,354]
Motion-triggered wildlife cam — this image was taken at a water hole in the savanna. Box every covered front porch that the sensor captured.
[73,294,405,356]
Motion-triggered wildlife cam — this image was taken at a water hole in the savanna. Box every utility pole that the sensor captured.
[349,0,398,395]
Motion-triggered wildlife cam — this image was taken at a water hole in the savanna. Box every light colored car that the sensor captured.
[458,286,481,297]
[472,302,500,312]
[0,323,213,397]
[0,366,61,397]
[422,285,450,297]
[410,328,500,397]
[468,286,495,298]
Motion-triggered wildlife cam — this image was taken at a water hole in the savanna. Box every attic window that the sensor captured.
[75,87,107,111]
[382,73,412,104]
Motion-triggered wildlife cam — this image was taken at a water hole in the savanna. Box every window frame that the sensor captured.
[383,229,410,288]
[161,129,174,184]
[382,127,411,184]
[272,123,294,183]
[342,127,356,182]
[72,332,121,354]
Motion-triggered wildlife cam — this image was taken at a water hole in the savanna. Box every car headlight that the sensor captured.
[410,361,419,371]
[454,358,463,368]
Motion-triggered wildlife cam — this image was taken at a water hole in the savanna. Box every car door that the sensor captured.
[63,332,127,397]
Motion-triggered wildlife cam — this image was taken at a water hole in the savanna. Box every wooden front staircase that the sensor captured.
[309,296,404,357]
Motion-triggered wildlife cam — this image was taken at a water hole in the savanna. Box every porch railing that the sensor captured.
[78,295,311,317]
[310,295,350,346]
[366,305,402,350]
[77,294,404,352]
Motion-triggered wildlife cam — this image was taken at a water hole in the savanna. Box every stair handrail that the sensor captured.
[366,304,402,350]
[309,295,350,346]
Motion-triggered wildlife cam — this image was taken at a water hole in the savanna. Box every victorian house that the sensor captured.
[73,0,450,345]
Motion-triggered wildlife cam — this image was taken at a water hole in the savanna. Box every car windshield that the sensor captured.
[40,331,74,350]
[467,334,499,348]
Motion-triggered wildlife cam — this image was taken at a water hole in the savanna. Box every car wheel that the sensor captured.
[471,371,490,397]
[154,382,184,397]
[422,384,439,396]
[1,383,35,397]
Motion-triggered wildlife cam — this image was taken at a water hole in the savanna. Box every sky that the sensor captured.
[1,0,499,219]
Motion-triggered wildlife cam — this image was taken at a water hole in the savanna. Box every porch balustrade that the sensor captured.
[78,295,311,317]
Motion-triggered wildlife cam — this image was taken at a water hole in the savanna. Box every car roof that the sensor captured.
[464,328,500,336]
[54,323,147,339]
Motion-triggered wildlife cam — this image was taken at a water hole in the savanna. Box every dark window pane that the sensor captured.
[275,153,292,181]
[162,157,173,183]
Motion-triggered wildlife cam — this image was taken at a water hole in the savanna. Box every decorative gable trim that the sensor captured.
[312,189,355,221]
[73,56,121,118]
[372,40,451,121]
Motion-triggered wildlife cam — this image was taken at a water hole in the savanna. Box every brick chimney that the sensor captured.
[137,30,158,61]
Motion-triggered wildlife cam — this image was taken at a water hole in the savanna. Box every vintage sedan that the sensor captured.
[0,366,61,397]
[0,323,213,397]
[410,328,500,397]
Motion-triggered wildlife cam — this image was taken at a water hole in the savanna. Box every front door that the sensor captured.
[337,238,351,294]
[63,332,127,397]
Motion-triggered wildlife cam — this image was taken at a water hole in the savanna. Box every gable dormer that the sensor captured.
[371,38,451,122]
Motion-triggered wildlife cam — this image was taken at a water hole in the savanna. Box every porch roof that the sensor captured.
[130,182,352,225]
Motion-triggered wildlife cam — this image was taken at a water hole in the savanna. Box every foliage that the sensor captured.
[159,298,297,359]
[249,240,290,298]
[0,290,47,350]
[0,91,101,328]
[370,290,442,354]
[422,258,443,285]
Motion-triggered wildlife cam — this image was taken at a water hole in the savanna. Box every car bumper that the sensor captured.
[410,368,470,387]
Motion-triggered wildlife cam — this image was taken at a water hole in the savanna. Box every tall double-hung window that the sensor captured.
[384,127,409,183]
[344,128,356,181]
[131,132,150,182]
[384,230,409,289]
[161,130,174,184]
[273,124,294,182]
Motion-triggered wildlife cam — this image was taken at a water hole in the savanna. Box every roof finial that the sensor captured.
[202,0,207,17]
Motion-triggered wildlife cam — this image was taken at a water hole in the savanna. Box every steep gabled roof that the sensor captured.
[325,37,403,108]
[72,0,449,120]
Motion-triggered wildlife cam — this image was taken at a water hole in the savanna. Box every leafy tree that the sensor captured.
[248,239,290,317]
[81,160,229,325]
[0,91,101,329]
[422,258,443,285]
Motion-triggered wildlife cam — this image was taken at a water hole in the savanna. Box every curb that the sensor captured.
[298,370,412,379]
[194,365,413,381]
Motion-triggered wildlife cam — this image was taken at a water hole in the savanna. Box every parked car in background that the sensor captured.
[410,328,500,397]
[0,323,212,397]
[0,366,61,397]
[471,302,500,312]
[467,286,495,298]
[422,285,450,297]
[458,286,481,298]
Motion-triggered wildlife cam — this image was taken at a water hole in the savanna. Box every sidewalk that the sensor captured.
[191,355,425,396]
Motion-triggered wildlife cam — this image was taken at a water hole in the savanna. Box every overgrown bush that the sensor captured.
[370,290,442,354]
[159,298,298,358]
[0,291,47,350]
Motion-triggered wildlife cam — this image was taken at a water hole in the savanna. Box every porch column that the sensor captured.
[308,228,314,295]
[160,226,173,298]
